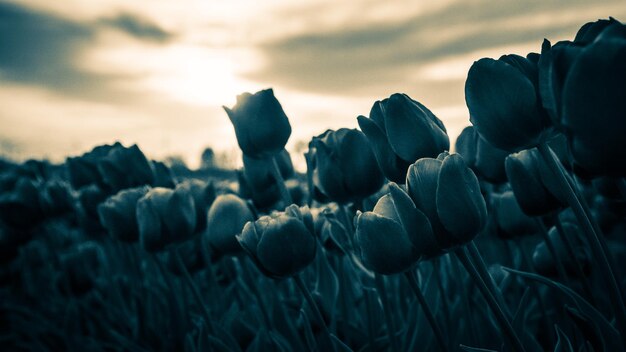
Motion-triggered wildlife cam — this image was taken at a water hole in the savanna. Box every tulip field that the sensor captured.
[2,18,626,352]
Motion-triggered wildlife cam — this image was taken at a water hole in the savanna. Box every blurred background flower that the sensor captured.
[1,0,624,169]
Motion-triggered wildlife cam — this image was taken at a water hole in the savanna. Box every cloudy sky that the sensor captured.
[1,0,625,169]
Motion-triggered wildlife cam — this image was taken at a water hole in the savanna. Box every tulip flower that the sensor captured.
[39,180,73,217]
[58,242,104,296]
[66,143,118,189]
[137,186,196,253]
[465,54,551,151]
[177,179,216,233]
[490,191,539,239]
[237,204,316,278]
[505,148,566,216]
[240,149,294,208]
[357,93,450,183]
[224,89,292,159]
[206,194,255,256]
[98,186,150,243]
[354,183,436,274]
[455,126,509,183]
[308,128,384,203]
[97,143,155,192]
[152,160,176,188]
[406,153,488,250]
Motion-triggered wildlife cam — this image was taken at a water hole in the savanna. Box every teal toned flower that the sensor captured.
[98,186,150,243]
[237,205,316,278]
[97,143,155,192]
[206,194,254,256]
[357,93,449,183]
[224,89,292,158]
[308,128,383,203]
[354,183,436,274]
[406,153,487,250]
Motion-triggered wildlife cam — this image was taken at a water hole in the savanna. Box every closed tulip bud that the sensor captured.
[466,54,551,151]
[355,183,436,274]
[224,89,292,158]
[561,25,626,176]
[505,148,566,216]
[66,143,118,189]
[178,179,216,233]
[236,205,316,278]
[152,160,176,188]
[407,153,487,249]
[0,178,44,229]
[491,191,539,238]
[241,149,294,209]
[137,186,196,253]
[97,186,150,243]
[574,18,620,44]
[357,93,450,183]
[97,143,155,191]
[39,180,73,217]
[455,126,509,183]
[206,194,254,256]
[309,128,384,203]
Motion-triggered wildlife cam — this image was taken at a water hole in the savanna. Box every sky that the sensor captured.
[1,0,625,169]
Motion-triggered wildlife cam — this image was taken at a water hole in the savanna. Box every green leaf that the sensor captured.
[554,325,575,352]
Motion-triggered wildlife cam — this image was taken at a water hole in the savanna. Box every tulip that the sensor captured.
[237,204,316,278]
[505,148,566,216]
[308,128,384,203]
[97,186,150,243]
[66,143,119,189]
[58,242,105,296]
[152,160,176,188]
[224,89,292,159]
[166,237,207,276]
[357,93,450,183]
[455,126,509,183]
[240,149,294,209]
[206,194,254,256]
[39,180,73,217]
[574,18,621,44]
[465,54,551,151]
[137,186,196,253]
[97,143,155,192]
[490,191,539,239]
[177,179,216,233]
[406,153,488,250]
[354,183,436,274]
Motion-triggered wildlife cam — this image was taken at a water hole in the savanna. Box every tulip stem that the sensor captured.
[375,274,400,352]
[454,247,526,352]
[466,241,512,319]
[293,274,336,352]
[537,142,626,346]
[172,247,214,333]
[404,269,449,352]
[270,155,293,205]
[239,258,273,331]
[553,215,596,305]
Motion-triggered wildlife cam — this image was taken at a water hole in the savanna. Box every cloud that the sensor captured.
[0,2,173,100]
[244,0,626,97]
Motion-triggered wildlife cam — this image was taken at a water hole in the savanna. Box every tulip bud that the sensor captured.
[137,186,196,253]
[455,126,509,183]
[206,194,254,256]
[406,153,487,250]
[505,148,566,216]
[240,149,294,209]
[308,128,384,203]
[178,179,216,233]
[224,89,292,158]
[151,160,176,188]
[490,191,539,239]
[354,183,436,274]
[561,28,626,176]
[574,18,620,44]
[98,186,150,243]
[357,93,450,183]
[39,180,73,217]
[66,143,119,189]
[465,54,551,151]
[236,205,316,278]
[96,143,155,192]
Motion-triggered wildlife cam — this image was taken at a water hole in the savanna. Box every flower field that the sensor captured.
[1,17,625,351]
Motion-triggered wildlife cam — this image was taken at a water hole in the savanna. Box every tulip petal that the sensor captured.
[338,129,384,199]
[137,195,163,252]
[436,154,487,243]
[358,115,408,183]
[355,212,418,274]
